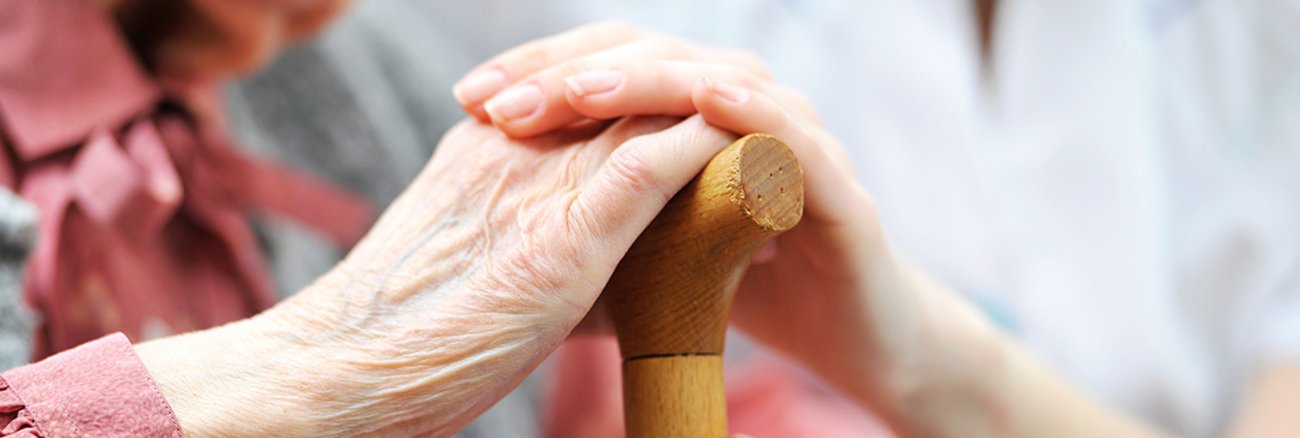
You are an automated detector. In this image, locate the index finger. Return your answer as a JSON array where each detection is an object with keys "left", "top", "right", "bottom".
[{"left": 453, "top": 21, "right": 645, "bottom": 120}]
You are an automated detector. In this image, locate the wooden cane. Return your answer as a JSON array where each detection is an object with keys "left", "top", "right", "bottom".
[{"left": 603, "top": 134, "right": 804, "bottom": 437}]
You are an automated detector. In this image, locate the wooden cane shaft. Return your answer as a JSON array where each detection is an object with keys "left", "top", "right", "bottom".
[
  {"left": 622, "top": 355, "right": 727, "bottom": 438},
  {"left": 605, "top": 133, "right": 804, "bottom": 437}
]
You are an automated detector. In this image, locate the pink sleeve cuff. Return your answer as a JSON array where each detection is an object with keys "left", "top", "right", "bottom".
[{"left": 0, "top": 333, "right": 184, "bottom": 437}]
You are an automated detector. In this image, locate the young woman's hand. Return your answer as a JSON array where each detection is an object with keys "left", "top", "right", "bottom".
[
  {"left": 458, "top": 23, "right": 1168, "bottom": 438},
  {"left": 452, "top": 22, "right": 967, "bottom": 422}
]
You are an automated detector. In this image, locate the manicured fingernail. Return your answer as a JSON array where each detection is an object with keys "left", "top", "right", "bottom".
[
  {"left": 704, "top": 77, "right": 750, "bottom": 104},
  {"left": 453, "top": 69, "right": 507, "bottom": 104},
  {"left": 565, "top": 70, "right": 625, "bottom": 97},
  {"left": 484, "top": 84, "right": 543, "bottom": 122}
]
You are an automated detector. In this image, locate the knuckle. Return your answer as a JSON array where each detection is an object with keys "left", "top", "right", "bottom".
[
  {"left": 568, "top": 191, "right": 626, "bottom": 242},
  {"left": 582, "top": 20, "right": 641, "bottom": 39},
  {"left": 682, "top": 115, "right": 734, "bottom": 145},
  {"left": 652, "top": 61, "right": 685, "bottom": 88},
  {"left": 776, "top": 87, "right": 823, "bottom": 124},
  {"left": 632, "top": 36, "right": 694, "bottom": 60},
  {"left": 719, "top": 65, "right": 765, "bottom": 89},
  {"left": 605, "top": 116, "right": 680, "bottom": 140},
  {"left": 657, "top": 36, "right": 692, "bottom": 54},
  {"left": 737, "top": 51, "right": 773, "bottom": 77},
  {"left": 787, "top": 89, "right": 817, "bottom": 110},
  {"left": 572, "top": 99, "right": 624, "bottom": 119},
  {"left": 445, "top": 118, "right": 480, "bottom": 138},
  {"left": 512, "top": 43, "right": 553, "bottom": 71},
  {"left": 564, "top": 192, "right": 599, "bottom": 235},
  {"left": 604, "top": 141, "right": 669, "bottom": 201},
  {"left": 555, "top": 60, "right": 596, "bottom": 80}
]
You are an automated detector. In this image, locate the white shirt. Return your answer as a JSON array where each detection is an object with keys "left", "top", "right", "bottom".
[{"left": 402, "top": 0, "right": 1300, "bottom": 435}]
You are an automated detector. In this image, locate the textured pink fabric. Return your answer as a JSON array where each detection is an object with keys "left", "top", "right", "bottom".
[
  {"left": 0, "top": 333, "right": 184, "bottom": 437},
  {"left": 0, "top": 0, "right": 373, "bottom": 360}
]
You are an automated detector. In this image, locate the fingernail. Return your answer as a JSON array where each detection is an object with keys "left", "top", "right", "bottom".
[
  {"left": 453, "top": 69, "right": 508, "bottom": 104},
  {"left": 484, "top": 84, "right": 543, "bottom": 122},
  {"left": 565, "top": 70, "right": 625, "bottom": 97},
  {"left": 704, "top": 77, "right": 750, "bottom": 104}
]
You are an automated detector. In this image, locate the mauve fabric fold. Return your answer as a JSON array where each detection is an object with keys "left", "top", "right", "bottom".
[{"left": 0, "top": 0, "right": 372, "bottom": 360}]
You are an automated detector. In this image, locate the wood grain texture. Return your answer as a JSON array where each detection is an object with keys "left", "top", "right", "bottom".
[
  {"left": 605, "top": 134, "right": 804, "bottom": 437},
  {"left": 623, "top": 356, "right": 727, "bottom": 438}
]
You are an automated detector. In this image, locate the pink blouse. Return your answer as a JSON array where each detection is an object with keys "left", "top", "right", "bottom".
[
  {"left": 0, "top": 0, "right": 370, "bottom": 359},
  {"left": 0, "top": 0, "right": 370, "bottom": 434},
  {"left": 0, "top": 334, "right": 183, "bottom": 437}
]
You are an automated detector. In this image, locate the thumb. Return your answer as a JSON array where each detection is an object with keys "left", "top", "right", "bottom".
[
  {"left": 563, "top": 115, "right": 734, "bottom": 306},
  {"left": 572, "top": 115, "right": 735, "bottom": 242}
]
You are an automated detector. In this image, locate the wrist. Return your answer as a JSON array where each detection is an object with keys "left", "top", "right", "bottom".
[
  {"left": 874, "top": 262, "right": 1013, "bottom": 437},
  {"left": 136, "top": 313, "right": 331, "bottom": 436},
  {"left": 791, "top": 240, "right": 1008, "bottom": 437},
  {"left": 877, "top": 283, "right": 1162, "bottom": 438},
  {"left": 257, "top": 263, "right": 570, "bottom": 436}
]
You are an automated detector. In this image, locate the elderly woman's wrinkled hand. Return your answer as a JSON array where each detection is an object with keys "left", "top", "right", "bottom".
[{"left": 137, "top": 115, "right": 734, "bottom": 436}]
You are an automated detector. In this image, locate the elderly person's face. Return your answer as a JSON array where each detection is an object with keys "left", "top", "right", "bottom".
[{"left": 107, "top": 0, "right": 351, "bottom": 81}]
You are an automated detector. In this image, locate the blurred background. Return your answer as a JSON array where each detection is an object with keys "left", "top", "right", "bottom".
[
  {"left": 2, "top": 0, "right": 1296, "bottom": 436},
  {"left": 222, "top": 2, "right": 1298, "bottom": 436}
]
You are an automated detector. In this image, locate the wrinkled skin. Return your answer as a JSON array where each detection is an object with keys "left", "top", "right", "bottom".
[
  {"left": 139, "top": 116, "right": 741, "bottom": 437},
  {"left": 454, "top": 22, "right": 932, "bottom": 424},
  {"left": 452, "top": 23, "right": 1008, "bottom": 434},
  {"left": 280, "top": 116, "right": 738, "bottom": 436}
]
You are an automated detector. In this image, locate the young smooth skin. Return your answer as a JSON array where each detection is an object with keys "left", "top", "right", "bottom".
[
  {"left": 454, "top": 22, "right": 1170, "bottom": 438},
  {"left": 136, "top": 116, "right": 742, "bottom": 437}
]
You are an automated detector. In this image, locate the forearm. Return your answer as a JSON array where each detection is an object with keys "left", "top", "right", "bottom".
[
  {"left": 134, "top": 268, "right": 568, "bottom": 437},
  {"left": 834, "top": 261, "right": 1166, "bottom": 437},
  {"left": 977, "top": 339, "right": 1166, "bottom": 438}
]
